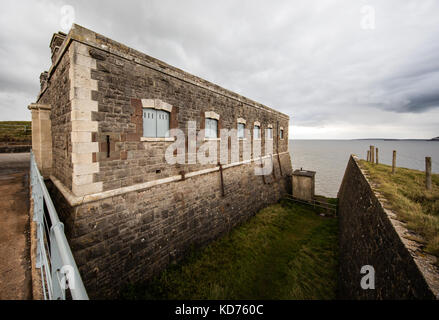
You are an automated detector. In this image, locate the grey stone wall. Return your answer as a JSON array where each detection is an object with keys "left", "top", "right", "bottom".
[
  {"left": 88, "top": 38, "right": 289, "bottom": 192},
  {"left": 40, "top": 24, "right": 293, "bottom": 299},
  {"left": 49, "top": 154, "right": 291, "bottom": 299},
  {"left": 338, "top": 155, "right": 437, "bottom": 299},
  {"left": 38, "top": 49, "right": 72, "bottom": 189}
]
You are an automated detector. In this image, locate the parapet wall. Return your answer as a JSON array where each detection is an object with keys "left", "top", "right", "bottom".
[{"left": 338, "top": 155, "right": 438, "bottom": 299}]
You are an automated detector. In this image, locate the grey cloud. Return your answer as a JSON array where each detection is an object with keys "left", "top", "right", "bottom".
[
  {"left": 404, "top": 92, "right": 439, "bottom": 112},
  {"left": 0, "top": 0, "right": 438, "bottom": 138}
]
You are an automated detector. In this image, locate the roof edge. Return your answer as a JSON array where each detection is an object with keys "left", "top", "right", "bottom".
[{"left": 42, "top": 24, "right": 290, "bottom": 120}]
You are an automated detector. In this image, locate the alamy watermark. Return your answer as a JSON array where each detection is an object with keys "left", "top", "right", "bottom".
[
  {"left": 361, "top": 5, "right": 376, "bottom": 30},
  {"left": 60, "top": 5, "right": 75, "bottom": 32},
  {"left": 163, "top": 122, "right": 275, "bottom": 176},
  {"left": 60, "top": 264, "right": 76, "bottom": 290},
  {"left": 360, "top": 265, "right": 375, "bottom": 290}
]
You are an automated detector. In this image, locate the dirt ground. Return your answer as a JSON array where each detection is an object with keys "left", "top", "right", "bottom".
[{"left": 0, "top": 153, "right": 32, "bottom": 300}]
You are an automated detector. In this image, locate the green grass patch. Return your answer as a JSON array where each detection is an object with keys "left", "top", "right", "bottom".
[
  {"left": 0, "top": 121, "right": 31, "bottom": 142},
  {"left": 359, "top": 160, "right": 439, "bottom": 259},
  {"left": 121, "top": 199, "right": 338, "bottom": 300}
]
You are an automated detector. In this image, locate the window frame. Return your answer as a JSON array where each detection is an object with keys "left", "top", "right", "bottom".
[
  {"left": 267, "top": 124, "right": 273, "bottom": 140},
  {"left": 204, "top": 111, "right": 221, "bottom": 141},
  {"left": 205, "top": 117, "right": 219, "bottom": 139},
  {"left": 253, "top": 121, "right": 261, "bottom": 140},
  {"left": 237, "top": 118, "right": 246, "bottom": 140},
  {"left": 238, "top": 123, "right": 245, "bottom": 139},
  {"left": 140, "top": 99, "right": 174, "bottom": 141}
]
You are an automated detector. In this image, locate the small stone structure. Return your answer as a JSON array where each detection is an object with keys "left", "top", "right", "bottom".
[
  {"left": 291, "top": 169, "right": 315, "bottom": 201},
  {"left": 338, "top": 155, "right": 439, "bottom": 299},
  {"left": 29, "top": 24, "right": 292, "bottom": 298}
]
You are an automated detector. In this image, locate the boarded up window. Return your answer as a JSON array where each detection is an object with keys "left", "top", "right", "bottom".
[
  {"left": 205, "top": 118, "right": 218, "bottom": 139},
  {"left": 267, "top": 127, "right": 273, "bottom": 139},
  {"left": 254, "top": 125, "right": 261, "bottom": 139},
  {"left": 238, "top": 123, "right": 245, "bottom": 139},
  {"left": 156, "top": 110, "right": 170, "bottom": 138},
  {"left": 143, "top": 109, "right": 170, "bottom": 137},
  {"left": 143, "top": 109, "right": 156, "bottom": 138}
]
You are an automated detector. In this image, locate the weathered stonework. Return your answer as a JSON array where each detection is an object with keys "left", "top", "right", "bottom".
[
  {"left": 37, "top": 48, "right": 71, "bottom": 186},
  {"left": 338, "top": 155, "right": 439, "bottom": 299},
  {"left": 33, "top": 24, "right": 292, "bottom": 298},
  {"left": 69, "top": 41, "right": 102, "bottom": 197},
  {"left": 28, "top": 103, "right": 52, "bottom": 177}
]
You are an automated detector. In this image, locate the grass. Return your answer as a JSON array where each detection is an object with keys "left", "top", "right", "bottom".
[
  {"left": 359, "top": 160, "right": 439, "bottom": 259},
  {"left": 120, "top": 199, "right": 338, "bottom": 300},
  {"left": 0, "top": 121, "right": 31, "bottom": 142}
]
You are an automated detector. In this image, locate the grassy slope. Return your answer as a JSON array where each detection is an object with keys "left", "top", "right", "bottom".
[
  {"left": 0, "top": 121, "right": 31, "bottom": 142},
  {"left": 359, "top": 160, "right": 439, "bottom": 258},
  {"left": 121, "top": 199, "right": 338, "bottom": 300}
]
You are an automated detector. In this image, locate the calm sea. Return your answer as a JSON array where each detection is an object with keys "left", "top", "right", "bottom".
[{"left": 289, "top": 140, "right": 439, "bottom": 198}]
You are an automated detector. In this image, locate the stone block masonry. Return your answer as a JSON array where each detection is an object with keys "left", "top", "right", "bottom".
[
  {"left": 48, "top": 154, "right": 291, "bottom": 298},
  {"left": 69, "top": 41, "right": 102, "bottom": 197},
  {"left": 338, "top": 155, "right": 438, "bottom": 299},
  {"left": 33, "top": 24, "right": 292, "bottom": 298},
  {"left": 36, "top": 44, "right": 72, "bottom": 187}
]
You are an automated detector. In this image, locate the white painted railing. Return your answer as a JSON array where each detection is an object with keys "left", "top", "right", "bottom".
[{"left": 30, "top": 151, "right": 88, "bottom": 300}]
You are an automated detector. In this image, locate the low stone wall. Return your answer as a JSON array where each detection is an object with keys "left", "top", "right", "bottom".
[
  {"left": 338, "top": 155, "right": 438, "bottom": 299},
  {"left": 48, "top": 154, "right": 291, "bottom": 299}
]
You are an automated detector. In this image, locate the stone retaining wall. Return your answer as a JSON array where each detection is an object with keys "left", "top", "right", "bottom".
[{"left": 338, "top": 155, "right": 438, "bottom": 299}]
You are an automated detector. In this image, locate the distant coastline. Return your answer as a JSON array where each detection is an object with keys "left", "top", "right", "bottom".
[
  {"left": 292, "top": 138, "right": 439, "bottom": 141},
  {"left": 354, "top": 137, "right": 439, "bottom": 141},
  {"left": 290, "top": 139, "right": 439, "bottom": 197}
]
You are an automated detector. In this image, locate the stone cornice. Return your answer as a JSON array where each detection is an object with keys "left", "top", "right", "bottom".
[{"left": 28, "top": 103, "right": 51, "bottom": 111}]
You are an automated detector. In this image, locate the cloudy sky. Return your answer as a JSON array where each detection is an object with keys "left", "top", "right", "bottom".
[{"left": 1, "top": 0, "right": 438, "bottom": 139}]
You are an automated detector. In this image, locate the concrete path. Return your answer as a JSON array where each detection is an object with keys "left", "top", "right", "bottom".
[{"left": 0, "top": 153, "right": 32, "bottom": 300}]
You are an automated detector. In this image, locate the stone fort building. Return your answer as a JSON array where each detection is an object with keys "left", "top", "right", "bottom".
[{"left": 29, "top": 24, "right": 292, "bottom": 298}]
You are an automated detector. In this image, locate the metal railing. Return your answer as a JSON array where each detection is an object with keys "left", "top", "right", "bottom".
[
  {"left": 285, "top": 194, "right": 338, "bottom": 216},
  {"left": 30, "top": 151, "right": 88, "bottom": 300}
]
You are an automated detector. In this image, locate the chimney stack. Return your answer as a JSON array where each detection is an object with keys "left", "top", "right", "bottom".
[
  {"left": 49, "top": 32, "right": 67, "bottom": 64},
  {"left": 39, "top": 71, "right": 48, "bottom": 92}
]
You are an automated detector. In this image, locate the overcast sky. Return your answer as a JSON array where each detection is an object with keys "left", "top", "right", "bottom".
[{"left": 1, "top": 0, "right": 438, "bottom": 139}]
